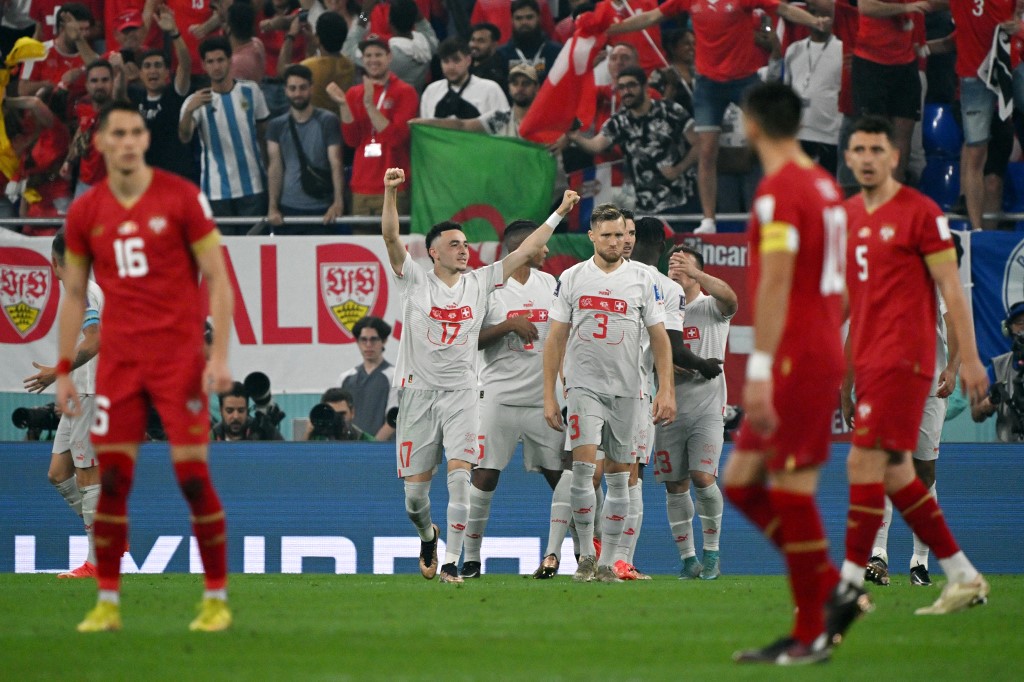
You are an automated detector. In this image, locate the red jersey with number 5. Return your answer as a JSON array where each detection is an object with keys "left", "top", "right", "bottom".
[
  {"left": 747, "top": 159, "right": 846, "bottom": 368},
  {"left": 845, "top": 185, "right": 955, "bottom": 378},
  {"left": 63, "top": 169, "right": 219, "bottom": 358}
]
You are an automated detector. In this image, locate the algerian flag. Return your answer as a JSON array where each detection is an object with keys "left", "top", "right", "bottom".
[{"left": 410, "top": 125, "right": 557, "bottom": 241}]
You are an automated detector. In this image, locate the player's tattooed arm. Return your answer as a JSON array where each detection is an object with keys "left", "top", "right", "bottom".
[{"left": 936, "top": 310, "right": 960, "bottom": 399}]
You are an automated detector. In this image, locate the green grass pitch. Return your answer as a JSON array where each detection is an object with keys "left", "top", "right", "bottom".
[{"left": 2, "top": 574, "right": 1021, "bottom": 681}]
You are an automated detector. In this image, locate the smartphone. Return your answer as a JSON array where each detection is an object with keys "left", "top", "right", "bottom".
[{"left": 298, "top": 9, "right": 309, "bottom": 22}]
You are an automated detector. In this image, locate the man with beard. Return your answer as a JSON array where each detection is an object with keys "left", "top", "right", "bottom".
[
  {"left": 469, "top": 23, "right": 508, "bottom": 91},
  {"left": 496, "top": 0, "right": 560, "bottom": 81},
  {"left": 211, "top": 383, "right": 252, "bottom": 441},
  {"left": 410, "top": 63, "right": 537, "bottom": 138},
  {"left": 62, "top": 60, "right": 115, "bottom": 198},
  {"left": 567, "top": 66, "right": 699, "bottom": 217},
  {"left": 266, "top": 64, "right": 344, "bottom": 234}
]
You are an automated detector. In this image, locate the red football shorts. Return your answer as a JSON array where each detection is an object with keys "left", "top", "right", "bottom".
[
  {"left": 851, "top": 366, "right": 931, "bottom": 452},
  {"left": 735, "top": 357, "right": 842, "bottom": 472},
  {"left": 92, "top": 346, "right": 210, "bottom": 446}
]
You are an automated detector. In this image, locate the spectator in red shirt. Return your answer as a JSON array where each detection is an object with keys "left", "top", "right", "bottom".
[
  {"left": 328, "top": 34, "right": 418, "bottom": 217},
  {"left": 32, "top": 0, "right": 104, "bottom": 43},
  {"left": 20, "top": 4, "right": 100, "bottom": 98},
  {"left": 61, "top": 60, "right": 115, "bottom": 198}
]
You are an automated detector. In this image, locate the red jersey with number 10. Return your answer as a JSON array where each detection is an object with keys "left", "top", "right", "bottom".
[
  {"left": 747, "top": 159, "right": 846, "bottom": 367},
  {"left": 63, "top": 170, "right": 219, "bottom": 359},
  {"left": 844, "top": 185, "right": 956, "bottom": 378}
]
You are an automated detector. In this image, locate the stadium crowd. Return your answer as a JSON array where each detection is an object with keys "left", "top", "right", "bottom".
[{"left": 1, "top": 1, "right": 1022, "bottom": 235}]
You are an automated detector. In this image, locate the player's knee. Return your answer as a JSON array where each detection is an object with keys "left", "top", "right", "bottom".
[
  {"left": 471, "top": 467, "right": 500, "bottom": 491},
  {"left": 665, "top": 479, "right": 690, "bottom": 494},
  {"left": 100, "top": 466, "right": 132, "bottom": 498},
  {"left": 177, "top": 477, "right": 205, "bottom": 502},
  {"left": 691, "top": 471, "right": 716, "bottom": 489}
]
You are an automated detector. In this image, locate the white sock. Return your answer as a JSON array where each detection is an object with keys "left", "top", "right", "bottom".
[
  {"left": 911, "top": 484, "right": 935, "bottom": 569},
  {"left": 546, "top": 471, "right": 572, "bottom": 559},
  {"left": 80, "top": 483, "right": 100, "bottom": 565},
  {"left": 570, "top": 462, "right": 597, "bottom": 557},
  {"left": 599, "top": 472, "right": 630, "bottom": 568},
  {"left": 937, "top": 550, "right": 979, "bottom": 584},
  {"left": 624, "top": 482, "right": 643, "bottom": 564},
  {"left": 695, "top": 482, "right": 724, "bottom": 552},
  {"left": 666, "top": 491, "right": 696, "bottom": 560},
  {"left": 204, "top": 589, "right": 227, "bottom": 601},
  {"left": 444, "top": 469, "right": 471, "bottom": 566},
  {"left": 694, "top": 218, "right": 717, "bottom": 234},
  {"left": 873, "top": 497, "right": 892, "bottom": 564},
  {"left": 98, "top": 590, "right": 119, "bottom": 605},
  {"left": 55, "top": 477, "right": 83, "bottom": 517},
  {"left": 593, "top": 483, "right": 605, "bottom": 541},
  {"left": 404, "top": 480, "right": 433, "bottom": 542},
  {"left": 841, "top": 559, "right": 866, "bottom": 588},
  {"left": 463, "top": 486, "right": 494, "bottom": 563}
]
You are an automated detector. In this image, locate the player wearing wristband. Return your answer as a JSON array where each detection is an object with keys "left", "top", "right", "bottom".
[
  {"left": 55, "top": 101, "right": 234, "bottom": 633},
  {"left": 723, "top": 82, "right": 846, "bottom": 665},
  {"left": 382, "top": 167, "right": 578, "bottom": 584}
]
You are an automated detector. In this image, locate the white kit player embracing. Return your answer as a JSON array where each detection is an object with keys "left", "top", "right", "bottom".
[
  {"left": 381, "top": 168, "right": 579, "bottom": 584},
  {"left": 543, "top": 203, "right": 677, "bottom": 584}
]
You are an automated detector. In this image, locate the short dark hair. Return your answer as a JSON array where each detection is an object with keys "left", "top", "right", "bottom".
[
  {"left": 138, "top": 48, "right": 167, "bottom": 67},
  {"left": 511, "top": 0, "right": 541, "bottom": 15},
  {"left": 52, "top": 228, "right": 67, "bottom": 263},
  {"left": 503, "top": 219, "right": 539, "bottom": 246},
  {"left": 634, "top": 217, "right": 665, "bottom": 245},
  {"left": 425, "top": 221, "right": 464, "bottom": 259},
  {"left": 282, "top": 63, "right": 313, "bottom": 84},
  {"left": 470, "top": 23, "right": 501, "bottom": 42},
  {"left": 849, "top": 114, "right": 895, "bottom": 145},
  {"left": 389, "top": 0, "right": 420, "bottom": 34},
  {"left": 590, "top": 203, "right": 623, "bottom": 229},
  {"left": 438, "top": 37, "right": 471, "bottom": 61},
  {"left": 620, "top": 209, "right": 635, "bottom": 222},
  {"left": 617, "top": 66, "right": 647, "bottom": 88},
  {"left": 742, "top": 81, "right": 802, "bottom": 139},
  {"left": 669, "top": 243, "right": 704, "bottom": 270},
  {"left": 321, "top": 387, "right": 354, "bottom": 406},
  {"left": 200, "top": 35, "right": 232, "bottom": 60},
  {"left": 86, "top": 59, "right": 113, "bottom": 79},
  {"left": 97, "top": 100, "right": 144, "bottom": 130},
  {"left": 227, "top": 1, "right": 256, "bottom": 41},
  {"left": 219, "top": 381, "right": 248, "bottom": 407},
  {"left": 661, "top": 27, "right": 694, "bottom": 54},
  {"left": 59, "top": 3, "right": 94, "bottom": 25},
  {"left": 316, "top": 11, "right": 348, "bottom": 53},
  {"left": 352, "top": 316, "right": 392, "bottom": 342}
]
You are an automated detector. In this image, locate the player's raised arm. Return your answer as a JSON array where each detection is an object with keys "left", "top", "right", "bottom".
[
  {"left": 648, "top": 322, "right": 677, "bottom": 425},
  {"left": 381, "top": 168, "right": 409, "bottom": 276},
  {"left": 543, "top": 319, "right": 570, "bottom": 431},
  {"left": 928, "top": 257, "right": 988, "bottom": 404},
  {"left": 501, "top": 190, "right": 579, "bottom": 282},
  {"left": 54, "top": 253, "right": 91, "bottom": 416},
  {"left": 606, "top": 7, "right": 665, "bottom": 37}
]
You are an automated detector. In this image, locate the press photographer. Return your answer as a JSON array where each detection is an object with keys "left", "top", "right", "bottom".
[
  {"left": 972, "top": 302, "right": 1024, "bottom": 442},
  {"left": 210, "top": 374, "right": 285, "bottom": 441},
  {"left": 10, "top": 403, "right": 60, "bottom": 441},
  {"left": 305, "top": 389, "right": 375, "bottom": 442}
]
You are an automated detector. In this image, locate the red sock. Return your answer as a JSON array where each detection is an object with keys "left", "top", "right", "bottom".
[
  {"left": 724, "top": 483, "right": 781, "bottom": 548},
  {"left": 770, "top": 489, "right": 835, "bottom": 646},
  {"left": 174, "top": 461, "right": 228, "bottom": 591},
  {"left": 94, "top": 452, "right": 135, "bottom": 592},
  {"left": 845, "top": 483, "right": 886, "bottom": 567},
  {"left": 890, "top": 478, "right": 959, "bottom": 559}
]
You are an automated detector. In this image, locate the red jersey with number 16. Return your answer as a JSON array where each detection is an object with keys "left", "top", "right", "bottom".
[
  {"left": 844, "top": 185, "right": 956, "bottom": 378},
  {"left": 747, "top": 158, "right": 846, "bottom": 367},
  {"left": 63, "top": 170, "right": 219, "bottom": 359}
]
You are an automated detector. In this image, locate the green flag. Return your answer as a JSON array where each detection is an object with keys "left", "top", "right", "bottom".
[{"left": 410, "top": 126, "right": 557, "bottom": 241}]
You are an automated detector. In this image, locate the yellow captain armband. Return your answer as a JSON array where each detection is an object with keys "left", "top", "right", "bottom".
[
  {"left": 190, "top": 230, "right": 221, "bottom": 256},
  {"left": 65, "top": 249, "right": 90, "bottom": 267},
  {"left": 924, "top": 247, "right": 957, "bottom": 267},
  {"left": 759, "top": 221, "right": 799, "bottom": 254}
]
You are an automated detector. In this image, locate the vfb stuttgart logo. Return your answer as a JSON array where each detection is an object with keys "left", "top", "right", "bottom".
[
  {"left": 0, "top": 247, "right": 57, "bottom": 343},
  {"left": 317, "top": 243, "right": 389, "bottom": 343}
]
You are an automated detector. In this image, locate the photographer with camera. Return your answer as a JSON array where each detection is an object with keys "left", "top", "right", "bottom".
[
  {"left": 22, "top": 229, "right": 103, "bottom": 579},
  {"left": 972, "top": 302, "right": 1024, "bottom": 442},
  {"left": 305, "top": 388, "right": 376, "bottom": 441},
  {"left": 210, "top": 374, "right": 285, "bottom": 441}
]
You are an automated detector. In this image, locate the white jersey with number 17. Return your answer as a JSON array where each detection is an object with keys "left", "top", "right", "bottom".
[
  {"left": 391, "top": 253, "right": 504, "bottom": 391},
  {"left": 551, "top": 258, "right": 665, "bottom": 398}
]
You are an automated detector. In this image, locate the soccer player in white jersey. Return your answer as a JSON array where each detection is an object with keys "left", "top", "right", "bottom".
[
  {"left": 461, "top": 220, "right": 572, "bottom": 580},
  {"left": 850, "top": 292, "right": 959, "bottom": 588},
  {"left": 543, "top": 203, "right": 677, "bottom": 583},
  {"left": 657, "top": 244, "right": 737, "bottom": 580},
  {"left": 382, "top": 168, "right": 579, "bottom": 583},
  {"left": 23, "top": 229, "right": 104, "bottom": 578}
]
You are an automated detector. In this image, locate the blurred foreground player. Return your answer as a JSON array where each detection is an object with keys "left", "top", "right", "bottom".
[
  {"left": 829, "top": 116, "right": 990, "bottom": 646},
  {"left": 55, "top": 101, "right": 235, "bottom": 632},
  {"left": 723, "top": 82, "right": 845, "bottom": 665}
]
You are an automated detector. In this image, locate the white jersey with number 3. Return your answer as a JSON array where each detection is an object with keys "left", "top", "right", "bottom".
[
  {"left": 551, "top": 258, "right": 665, "bottom": 398},
  {"left": 391, "top": 253, "right": 504, "bottom": 391}
]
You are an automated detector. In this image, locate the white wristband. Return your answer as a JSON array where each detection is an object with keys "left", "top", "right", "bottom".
[
  {"left": 746, "top": 350, "right": 773, "bottom": 381},
  {"left": 544, "top": 212, "right": 563, "bottom": 229}
]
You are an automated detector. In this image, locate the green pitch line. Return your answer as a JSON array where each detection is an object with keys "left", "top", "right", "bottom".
[{"left": 2, "top": 574, "right": 1021, "bottom": 681}]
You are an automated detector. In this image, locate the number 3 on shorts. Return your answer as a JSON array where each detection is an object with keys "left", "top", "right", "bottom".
[{"left": 568, "top": 414, "right": 580, "bottom": 440}]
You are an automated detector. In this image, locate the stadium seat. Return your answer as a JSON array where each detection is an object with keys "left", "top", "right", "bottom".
[
  {"left": 1003, "top": 162, "right": 1024, "bottom": 212},
  {"left": 919, "top": 158, "right": 960, "bottom": 211},
  {"left": 922, "top": 103, "right": 963, "bottom": 157}
]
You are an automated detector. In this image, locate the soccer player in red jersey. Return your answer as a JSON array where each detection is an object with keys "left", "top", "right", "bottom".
[
  {"left": 828, "top": 115, "right": 991, "bottom": 644},
  {"left": 54, "top": 101, "right": 235, "bottom": 633},
  {"left": 723, "top": 82, "right": 846, "bottom": 665}
]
